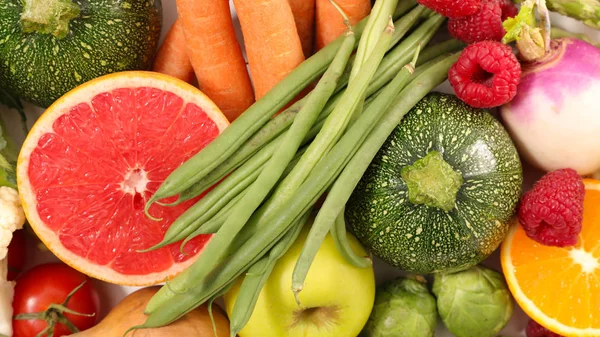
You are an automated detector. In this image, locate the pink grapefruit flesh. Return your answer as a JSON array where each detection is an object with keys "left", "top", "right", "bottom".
[{"left": 17, "top": 72, "right": 230, "bottom": 286}]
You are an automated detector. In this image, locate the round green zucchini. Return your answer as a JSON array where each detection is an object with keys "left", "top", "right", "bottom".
[
  {"left": 0, "top": 0, "right": 162, "bottom": 107},
  {"left": 346, "top": 93, "right": 522, "bottom": 274}
]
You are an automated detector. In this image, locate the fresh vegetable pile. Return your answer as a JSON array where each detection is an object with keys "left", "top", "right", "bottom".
[
  {"left": 135, "top": 3, "right": 459, "bottom": 334},
  {"left": 1, "top": 0, "right": 599, "bottom": 336}
]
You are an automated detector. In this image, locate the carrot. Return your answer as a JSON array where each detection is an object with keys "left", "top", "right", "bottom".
[
  {"left": 175, "top": 0, "right": 255, "bottom": 122},
  {"left": 315, "top": 0, "right": 372, "bottom": 50},
  {"left": 233, "top": 0, "right": 306, "bottom": 100},
  {"left": 288, "top": 0, "right": 316, "bottom": 57},
  {"left": 152, "top": 19, "right": 195, "bottom": 84}
]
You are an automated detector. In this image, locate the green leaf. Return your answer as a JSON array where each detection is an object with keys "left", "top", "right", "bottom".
[
  {"left": 0, "top": 97, "right": 20, "bottom": 189},
  {"left": 502, "top": 2, "right": 537, "bottom": 44}
]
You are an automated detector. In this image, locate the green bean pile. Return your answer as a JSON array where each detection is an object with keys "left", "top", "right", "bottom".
[{"left": 132, "top": 0, "right": 465, "bottom": 335}]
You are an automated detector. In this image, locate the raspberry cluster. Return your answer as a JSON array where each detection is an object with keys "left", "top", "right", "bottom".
[
  {"left": 448, "top": 41, "right": 521, "bottom": 108},
  {"left": 448, "top": 0, "right": 518, "bottom": 44},
  {"left": 518, "top": 169, "right": 585, "bottom": 247},
  {"left": 418, "top": 0, "right": 521, "bottom": 108}
]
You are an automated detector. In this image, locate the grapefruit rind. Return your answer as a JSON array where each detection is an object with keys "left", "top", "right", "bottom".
[
  {"left": 501, "top": 181, "right": 600, "bottom": 337},
  {"left": 17, "top": 71, "right": 229, "bottom": 286}
]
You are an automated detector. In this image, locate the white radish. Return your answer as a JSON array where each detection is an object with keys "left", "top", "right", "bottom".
[{"left": 501, "top": 38, "right": 600, "bottom": 175}]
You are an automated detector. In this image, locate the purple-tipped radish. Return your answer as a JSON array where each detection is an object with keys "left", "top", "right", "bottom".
[
  {"left": 500, "top": 0, "right": 600, "bottom": 175},
  {"left": 501, "top": 38, "right": 600, "bottom": 175}
]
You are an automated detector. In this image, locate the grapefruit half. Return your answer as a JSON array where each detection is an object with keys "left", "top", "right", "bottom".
[{"left": 17, "top": 71, "right": 229, "bottom": 286}]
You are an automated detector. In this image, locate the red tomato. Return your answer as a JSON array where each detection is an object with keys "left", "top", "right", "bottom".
[
  {"left": 12, "top": 263, "right": 101, "bottom": 337},
  {"left": 7, "top": 230, "right": 27, "bottom": 281}
]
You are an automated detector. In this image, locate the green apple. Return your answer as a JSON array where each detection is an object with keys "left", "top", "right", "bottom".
[{"left": 224, "top": 226, "right": 376, "bottom": 337}]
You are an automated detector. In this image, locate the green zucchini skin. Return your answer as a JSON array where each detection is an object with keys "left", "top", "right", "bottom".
[
  {"left": 0, "top": 0, "right": 162, "bottom": 107},
  {"left": 346, "top": 93, "right": 523, "bottom": 274}
]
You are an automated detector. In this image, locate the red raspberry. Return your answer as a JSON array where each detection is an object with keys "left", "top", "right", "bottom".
[
  {"left": 518, "top": 169, "right": 585, "bottom": 247},
  {"left": 497, "top": 0, "right": 519, "bottom": 20},
  {"left": 448, "top": 0, "right": 518, "bottom": 44},
  {"left": 526, "top": 320, "right": 564, "bottom": 337},
  {"left": 448, "top": 41, "right": 521, "bottom": 108},
  {"left": 417, "top": 0, "right": 480, "bottom": 18}
]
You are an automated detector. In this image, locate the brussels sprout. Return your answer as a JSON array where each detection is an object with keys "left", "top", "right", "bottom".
[
  {"left": 432, "top": 265, "right": 514, "bottom": 337},
  {"left": 362, "top": 276, "right": 437, "bottom": 337}
]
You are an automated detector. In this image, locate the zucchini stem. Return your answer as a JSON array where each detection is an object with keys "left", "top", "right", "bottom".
[{"left": 20, "top": 0, "right": 80, "bottom": 39}]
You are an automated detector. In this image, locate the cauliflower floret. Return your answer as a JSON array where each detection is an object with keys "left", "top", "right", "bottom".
[
  {"left": 0, "top": 186, "right": 25, "bottom": 337},
  {"left": 0, "top": 186, "right": 25, "bottom": 260}
]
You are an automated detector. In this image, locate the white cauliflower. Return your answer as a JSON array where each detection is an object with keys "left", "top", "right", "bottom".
[
  {"left": 1, "top": 88, "right": 27, "bottom": 337},
  {"left": 0, "top": 186, "right": 25, "bottom": 260},
  {"left": 0, "top": 186, "right": 25, "bottom": 337}
]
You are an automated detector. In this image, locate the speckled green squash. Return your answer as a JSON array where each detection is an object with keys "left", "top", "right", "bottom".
[
  {"left": 0, "top": 0, "right": 162, "bottom": 107},
  {"left": 346, "top": 93, "right": 522, "bottom": 274}
]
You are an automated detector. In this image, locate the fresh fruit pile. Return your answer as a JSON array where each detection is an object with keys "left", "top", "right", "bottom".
[{"left": 0, "top": 0, "right": 599, "bottom": 337}]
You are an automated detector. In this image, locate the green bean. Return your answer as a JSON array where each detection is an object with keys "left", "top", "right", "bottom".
[
  {"left": 254, "top": 21, "right": 395, "bottom": 231},
  {"left": 164, "top": 7, "right": 428, "bottom": 205},
  {"left": 351, "top": 0, "right": 400, "bottom": 81},
  {"left": 413, "top": 53, "right": 455, "bottom": 78},
  {"left": 330, "top": 208, "right": 372, "bottom": 268},
  {"left": 150, "top": 29, "right": 356, "bottom": 304},
  {"left": 144, "top": 136, "right": 281, "bottom": 250},
  {"left": 348, "top": 0, "right": 401, "bottom": 122},
  {"left": 417, "top": 39, "right": 464, "bottom": 66},
  {"left": 159, "top": 140, "right": 307, "bottom": 252},
  {"left": 291, "top": 46, "right": 421, "bottom": 300},
  {"left": 207, "top": 280, "right": 235, "bottom": 337},
  {"left": 142, "top": 164, "right": 264, "bottom": 252},
  {"left": 367, "top": 14, "right": 445, "bottom": 95},
  {"left": 180, "top": 191, "right": 245, "bottom": 247},
  {"left": 143, "top": 2, "right": 418, "bottom": 215},
  {"left": 170, "top": 107, "right": 301, "bottom": 205},
  {"left": 227, "top": 257, "right": 273, "bottom": 337},
  {"left": 340, "top": 7, "right": 435, "bottom": 97},
  {"left": 179, "top": 146, "right": 307, "bottom": 250},
  {"left": 140, "top": 211, "right": 312, "bottom": 329},
  {"left": 229, "top": 215, "right": 305, "bottom": 337}
]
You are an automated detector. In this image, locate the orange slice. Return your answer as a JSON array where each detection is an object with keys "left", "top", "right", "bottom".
[
  {"left": 501, "top": 178, "right": 600, "bottom": 337},
  {"left": 17, "top": 71, "right": 229, "bottom": 286}
]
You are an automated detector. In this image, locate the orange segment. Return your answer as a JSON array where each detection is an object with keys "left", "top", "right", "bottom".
[
  {"left": 502, "top": 179, "right": 600, "bottom": 337},
  {"left": 17, "top": 71, "right": 230, "bottom": 286}
]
